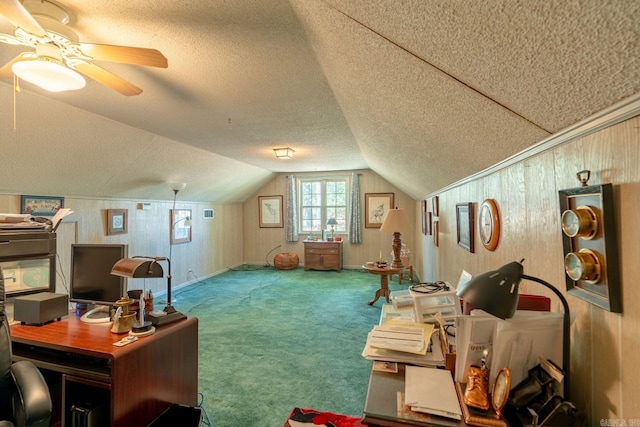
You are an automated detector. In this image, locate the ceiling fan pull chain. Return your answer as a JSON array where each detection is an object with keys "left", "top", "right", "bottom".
[{"left": 13, "top": 74, "right": 20, "bottom": 132}]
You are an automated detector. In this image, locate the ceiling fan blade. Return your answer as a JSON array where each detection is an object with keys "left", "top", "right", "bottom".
[
  {"left": 78, "top": 43, "right": 168, "bottom": 68},
  {"left": 0, "top": 0, "right": 46, "bottom": 37},
  {"left": 0, "top": 52, "right": 35, "bottom": 78},
  {"left": 0, "top": 31, "right": 26, "bottom": 46},
  {"left": 72, "top": 61, "right": 143, "bottom": 96}
]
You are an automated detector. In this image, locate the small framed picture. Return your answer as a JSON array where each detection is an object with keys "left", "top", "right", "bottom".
[
  {"left": 171, "top": 209, "right": 192, "bottom": 244},
  {"left": 365, "top": 193, "right": 394, "bottom": 228},
  {"left": 21, "top": 195, "right": 64, "bottom": 216},
  {"left": 107, "top": 209, "right": 128, "bottom": 235},
  {"left": 456, "top": 202, "right": 474, "bottom": 253},
  {"left": 421, "top": 200, "right": 428, "bottom": 235},
  {"left": 259, "top": 195, "right": 283, "bottom": 228},
  {"left": 433, "top": 219, "right": 439, "bottom": 247},
  {"left": 432, "top": 195, "right": 439, "bottom": 217}
]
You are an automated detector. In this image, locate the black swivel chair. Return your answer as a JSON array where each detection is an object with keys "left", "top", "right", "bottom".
[{"left": 0, "top": 267, "right": 52, "bottom": 427}]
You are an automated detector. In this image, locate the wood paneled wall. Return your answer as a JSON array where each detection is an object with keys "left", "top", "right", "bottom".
[
  {"left": 421, "top": 111, "right": 640, "bottom": 422},
  {"left": 0, "top": 196, "right": 243, "bottom": 302}
]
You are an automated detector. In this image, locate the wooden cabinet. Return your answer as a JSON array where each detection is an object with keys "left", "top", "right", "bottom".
[{"left": 304, "top": 241, "right": 343, "bottom": 271}]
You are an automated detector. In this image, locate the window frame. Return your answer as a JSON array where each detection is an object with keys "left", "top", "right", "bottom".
[{"left": 298, "top": 176, "right": 350, "bottom": 235}]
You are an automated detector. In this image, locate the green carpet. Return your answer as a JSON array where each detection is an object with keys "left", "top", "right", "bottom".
[{"left": 171, "top": 266, "right": 406, "bottom": 427}]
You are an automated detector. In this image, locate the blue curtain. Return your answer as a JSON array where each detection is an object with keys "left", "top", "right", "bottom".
[
  {"left": 285, "top": 175, "right": 299, "bottom": 242},
  {"left": 348, "top": 173, "right": 362, "bottom": 243}
]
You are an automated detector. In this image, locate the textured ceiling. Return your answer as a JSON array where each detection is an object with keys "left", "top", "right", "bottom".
[{"left": 0, "top": 0, "right": 638, "bottom": 203}]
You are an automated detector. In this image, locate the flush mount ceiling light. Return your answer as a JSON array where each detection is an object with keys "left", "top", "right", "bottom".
[
  {"left": 273, "top": 147, "right": 295, "bottom": 159},
  {"left": 12, "top": 44, "right": 85, "bottom": 92}
]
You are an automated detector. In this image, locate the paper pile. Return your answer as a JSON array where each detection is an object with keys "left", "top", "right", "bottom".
[
  {"left": 405, "top": 365, "right": 462, "bottom": 420},
  {"left": 362, "top": 319, "right": 446, "bottom": 367}
]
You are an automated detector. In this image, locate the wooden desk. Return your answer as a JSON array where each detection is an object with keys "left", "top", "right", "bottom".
[
  {"left": 362, "top": 265, "right": 403, "bottom": 305},
  {"left": 10, "top": 313, "right": 198, "bottom": 427}
]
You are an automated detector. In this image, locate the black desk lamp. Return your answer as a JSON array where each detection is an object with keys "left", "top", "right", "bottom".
[
  {"left": 111, "top": 256, "right": 186, "bottom": 326},
  {"left": 456, "top": 260, "right": 571, "bottom": 400}
]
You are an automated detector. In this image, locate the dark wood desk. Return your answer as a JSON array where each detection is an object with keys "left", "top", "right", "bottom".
[{"left": 11, "top": 313, "right": 198, "bottom": 427}]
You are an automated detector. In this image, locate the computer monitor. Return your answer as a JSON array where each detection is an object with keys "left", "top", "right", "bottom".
[{"left": 69, "top": 244, "right": 128, "bottom": 307}]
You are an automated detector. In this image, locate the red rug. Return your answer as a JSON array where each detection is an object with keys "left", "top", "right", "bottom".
[{"left": 284, "top": 408, "right": 368, "bottom": 427}]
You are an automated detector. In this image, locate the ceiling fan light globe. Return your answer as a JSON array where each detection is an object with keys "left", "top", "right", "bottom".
[{"left": 12, "top": 56, "right": 86, "bottom": 92}]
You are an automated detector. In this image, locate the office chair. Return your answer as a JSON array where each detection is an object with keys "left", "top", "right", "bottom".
[{"left": 0, "top": 268, "right": 52, "bottom": 427}]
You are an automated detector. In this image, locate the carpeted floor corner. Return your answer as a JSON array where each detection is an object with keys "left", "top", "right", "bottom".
[{"left": 172, "top": 266, "right": 406, "bottom": 427}]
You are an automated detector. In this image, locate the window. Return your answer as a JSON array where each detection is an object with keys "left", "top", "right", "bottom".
[{"left": 300, "top": 177, "right": 349, "bottom": 234}]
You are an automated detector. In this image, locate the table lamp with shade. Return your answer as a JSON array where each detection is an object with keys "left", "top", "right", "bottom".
[
  {"left": 111, "top": 256, "right": 186, "bottom": 327},
  {"left": 326, "top": 218, "right": 338, "bottom": 241},
  {"left": 455, "top": 259, "right": 571, "bottom": 400},
  {"left": 379, "top": 207, "right": 411, "bottom": 269}
]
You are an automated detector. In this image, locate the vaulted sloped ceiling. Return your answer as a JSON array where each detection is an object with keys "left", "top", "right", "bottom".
[{"left": 0, "top": 0, "right": 638, "bottom": 203}]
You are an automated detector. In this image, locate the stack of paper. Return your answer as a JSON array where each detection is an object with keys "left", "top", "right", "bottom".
[
  {"left": 0, "top": 213, "right": 46, "bottom": 230},
  {"left": 405, "top": 365, "right": 462, "bottom": 420},
  {"left": 362, "top": 319, "right": 446, "bottom": 367}
]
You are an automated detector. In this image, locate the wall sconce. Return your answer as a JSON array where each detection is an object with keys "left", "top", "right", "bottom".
[{"left": 273, "top": 147, "right": 295, "bottom": 159}]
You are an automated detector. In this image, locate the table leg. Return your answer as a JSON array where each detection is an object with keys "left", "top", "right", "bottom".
[{"left": 368, "top": 274, "right": 391, "bottom": 305}]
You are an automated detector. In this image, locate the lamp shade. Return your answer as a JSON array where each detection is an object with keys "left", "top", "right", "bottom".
[
  {"left": 456, "top": 261, "right": 523, "bottom": 319},
  {"left": 327, "top": 218, "right": 338, "bottom": 226},
  {"left": 170, "top": 182, "right": 187, "bottom": 192},
  {"left": 379, "top": 208, "right": 411, "bottom": 233},
  {"left": 111, "top": 258, "right": 164, "bottom": 279}
]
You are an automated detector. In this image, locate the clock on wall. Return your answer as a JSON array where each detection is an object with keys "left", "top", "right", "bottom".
[{"left": 479, "top": 199, "right": 500, "bottom": 251}]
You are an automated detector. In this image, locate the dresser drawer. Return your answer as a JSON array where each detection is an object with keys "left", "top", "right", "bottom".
[{"left": 306, "top": 247, "right": 340, "bottom": 255}]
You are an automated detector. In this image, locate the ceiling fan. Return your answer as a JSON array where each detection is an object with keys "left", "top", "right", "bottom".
[{"left": 0, "top": 0, "right": 167, "bottom": 95}]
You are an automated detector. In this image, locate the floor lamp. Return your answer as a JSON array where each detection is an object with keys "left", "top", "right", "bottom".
[{"left": 455, "top": 260, "right": 571, "bottom": 400}]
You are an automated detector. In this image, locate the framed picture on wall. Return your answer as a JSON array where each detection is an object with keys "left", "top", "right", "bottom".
[
  {"left": 421, "top": 200, "right": 428, "bottom": 235},
  {"left": 433, "top": 219, "right": 439, "bottom": 247},
  {"left": 259, "top": 195, "right": 284, "bottom": 228},
  {"left": 432, "top": 195, "right": 439, "bottom": 217},
  {"left": 20, "top": 195, "right": 64, "bottom": 216},
  {"left": 171, "top": 209, "right": 192, "bottom": 244},
  {"left": 456, "top": 202, "right": 474, "bottom": 253},
  {"left": 365, "top": 193, "right": 394, "bottom": 228},
  {"left": 107, "top": 209, "right": 128, "bottom": 235}
]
